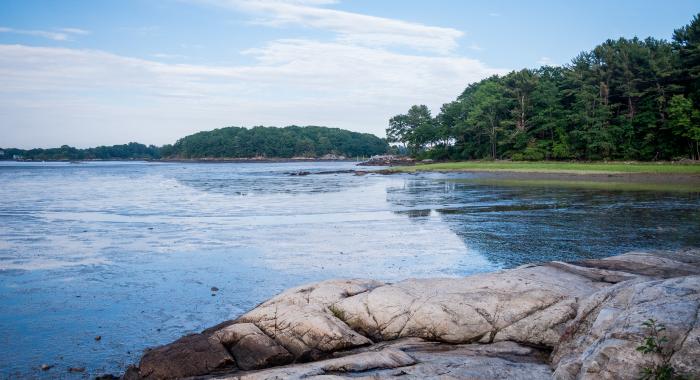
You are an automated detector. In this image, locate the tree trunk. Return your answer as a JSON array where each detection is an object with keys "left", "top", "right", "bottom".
[
  {"left": 491, "top": 124, "right": 497, "bottom": 160},
  {"left": 518, "top": 95, "right": 527, "bottom": 131},
  {"left": 628, "top": 96, "right": 635, "bottom": 118}
]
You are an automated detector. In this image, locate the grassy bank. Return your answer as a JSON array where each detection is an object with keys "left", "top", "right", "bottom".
[
  {"left": 391, "top": 161, "right": 700, "bottom": 175},
  {"left": 453, "top": 178, "right": 700, "bottom": 193}
]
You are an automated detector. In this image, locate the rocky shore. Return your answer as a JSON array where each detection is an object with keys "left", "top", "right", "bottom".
[
  {"left": 123, "top": 249, "right": 700, "bottom": 379},
  {"left": 357, "top": 155, "right": 415, "bottom": 166}
]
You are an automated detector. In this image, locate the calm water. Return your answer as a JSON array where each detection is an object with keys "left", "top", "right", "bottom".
[{"left": 1, "top": 161, "right": 698, "bottom": 378}]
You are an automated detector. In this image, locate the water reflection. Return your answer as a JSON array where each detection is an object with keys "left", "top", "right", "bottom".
[{"left": 387, "top": 176, "right": 700, "bottom": 267}]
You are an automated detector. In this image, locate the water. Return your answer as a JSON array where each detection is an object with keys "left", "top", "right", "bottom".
[{"left": 0, "top": 161, "right": 698, "bottom": 378}]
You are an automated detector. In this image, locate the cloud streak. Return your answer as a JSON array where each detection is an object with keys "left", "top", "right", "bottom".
[
  {"left": 0, "top": 26, "right": 89, "bottom": 41},
  {"left": 197, "top": 0, "right": 464, "bottom": 54}
]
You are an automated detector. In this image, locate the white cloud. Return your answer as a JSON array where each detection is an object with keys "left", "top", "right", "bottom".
[
  {"left": 1, "top": 1, "right": 506, "bottom": 148},
  {"left": 0, "top": 42, "right": 504, "bottom": 147},
  {"left": 0, "top": 26, "right": 89, "bottom": 41},
  {"left": 196, "top": 0, "right": 463, "bottom": 54}
]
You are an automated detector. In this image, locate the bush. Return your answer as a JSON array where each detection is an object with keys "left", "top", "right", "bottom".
[{"left": 636, "top": 319, "right": 685, "bottom": 380}]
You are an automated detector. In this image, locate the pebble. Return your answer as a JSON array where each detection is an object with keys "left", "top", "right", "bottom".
[
  {"left": 68, "top": 367, "right": 85, "bottom": 373},
  {"left": 211, "top": 286, "right": 219, "bottom": 292},
  {"left": 40, "top": 364, "right": 53, "bottom": 371},
  {"left": 95, "top": 335, "right": 101, "bottom": 341}
]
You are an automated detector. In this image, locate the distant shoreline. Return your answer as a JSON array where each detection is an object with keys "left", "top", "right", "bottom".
[
  {"left": 153, "top": 158, "right": 364, "bottom": 164},
  {"left": 1, "top": 158, "right": 365, "bottom": 164}
]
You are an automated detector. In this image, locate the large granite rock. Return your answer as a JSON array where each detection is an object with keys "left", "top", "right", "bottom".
[
  {"left": 331, "top": 264, "right": 607, "bottom": 347},
  {"left": 552, "top": 276, "right": 700, "bottom": 379},
  {"left": 124, "top": 249, "right": 700, "bottom": 379}
]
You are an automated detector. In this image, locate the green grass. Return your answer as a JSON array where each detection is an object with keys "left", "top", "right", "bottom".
[
  {"left": 392, "top": 161, "right": 700, "bottom": 174},
  {"left": 453, "top": 178, "right": 700, "bottom": 193}
]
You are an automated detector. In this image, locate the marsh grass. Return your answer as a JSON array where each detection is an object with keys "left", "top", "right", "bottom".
[
  {"left": 392, "top": 161, "right": 700, "bottom": 175},
  {"left": 452, "top": 178, "right": 700, "bottom": 193}
]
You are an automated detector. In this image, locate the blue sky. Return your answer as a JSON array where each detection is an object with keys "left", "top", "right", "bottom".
[{"left": 1, "top": 0, "right": 698, "bottom": 148}]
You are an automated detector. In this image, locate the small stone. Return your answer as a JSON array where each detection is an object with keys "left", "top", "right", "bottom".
[
  {"left": 95, "top": 335, "right": 101, "bottom": 341},
  {"left": 68, "top": 367, "right": 85, "bottom": 373},
  {"left": 40, "top": 364, "right": 53, "bottom": 371},
  {"left": 211, "top": 287, "right": 219, "bottom": 292}
]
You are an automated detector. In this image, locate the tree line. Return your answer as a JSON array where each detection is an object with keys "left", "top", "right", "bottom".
[
  {"left": 162, "top": 125, "right": 388, "bottom": 158},
  {"left": 1, "top": 143, "right": 162, "bottom": 161},
  {"left": 1, "top": 126, "right": 389, "bottom": 161},
  {"left": 387, "top": 14, "right": 700, "bottom": 161}
]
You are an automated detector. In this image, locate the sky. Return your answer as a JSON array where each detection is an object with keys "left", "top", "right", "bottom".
[{"left": 1, "top": 0, "right": 699, "bottom": 148}]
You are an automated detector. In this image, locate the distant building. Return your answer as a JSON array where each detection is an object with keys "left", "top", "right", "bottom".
[
  {"left": 12, "top": 154, "right": 22, "bottom": 160},
  {"left": 0, "top": 150, "right": 4, "bottom": 156}
]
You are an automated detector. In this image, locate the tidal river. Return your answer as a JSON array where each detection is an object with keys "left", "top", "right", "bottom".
[{"left": 1, "top": 161, "right": 698, "bottom": 378}]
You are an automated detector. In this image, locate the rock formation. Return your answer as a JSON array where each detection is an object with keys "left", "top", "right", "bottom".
[{"left": 124, "top": 249, "right": 700, "bottom": 379}]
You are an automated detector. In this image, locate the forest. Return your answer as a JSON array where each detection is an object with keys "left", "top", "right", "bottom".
[
  {"left": 387, "top": 14, "right": 700, "bottom": 161},
  {"left": 1, "top": 126, "right": 388, "bottom": 160},
  {"left": 161, "top": 125, "right": 388, "bottom": 159}
]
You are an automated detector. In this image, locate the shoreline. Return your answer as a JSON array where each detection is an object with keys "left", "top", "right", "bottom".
[
  {"left": 375, "top": 160, "right": 700, "bottom": 187},
  {"left": 122, "top": 249, "right": 700, "bottom": 379},
  {"left": 388, "top": 160, "right": 700, "bottom": 174},
  {"left": 0, "top": 158, "right": 364, "bottom": 164},
  {"left": 154, "top": 158, "right": 363, "bottom": 164},
  {"left": 383, "top": 169, "right": 700, "bottom": 185}
]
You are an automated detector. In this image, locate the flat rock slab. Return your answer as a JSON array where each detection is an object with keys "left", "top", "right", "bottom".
[
  {"left": 574, "top": 249, "right": 700, "bottom": 279},
  {"left": 218, "top": 340, "right": 551, "bottom": 380}
]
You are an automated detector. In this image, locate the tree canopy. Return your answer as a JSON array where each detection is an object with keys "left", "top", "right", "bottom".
[
  {"left": 2, "top": 126, "right": 389, "bottom": 161},
  {"left": 388, "top": 14, "right": 700, "bottom": 161},
  {"left": 163, "top": 125, "right": 388, "bottom": 159},
  {"left": 0, "top": 143, "right": 161, "bottom": 161}
]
